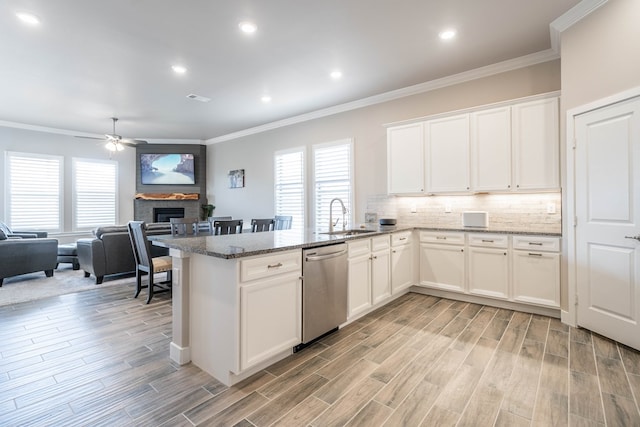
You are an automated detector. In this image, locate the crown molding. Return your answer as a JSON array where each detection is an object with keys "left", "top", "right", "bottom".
[
  {"left": 550, "top": 0, "right": 608, "bottom": 53},
  {"left": 0, "top": 120, "right": 105, "bottom": 138},
  {"left": 206, "top": 49, "right": 559, "bottom": 144}
]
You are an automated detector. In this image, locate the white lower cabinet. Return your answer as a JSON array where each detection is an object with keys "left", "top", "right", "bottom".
[
  {"left": 512, "top": 247, "right": 560, "bottom": 308},
  {"left": 239, "top": 252, "right": 302, "bottom": 372},
  {"left": 348, "top": 239, "right": 373, "bottom": 317},
  {"left": 417, "top": 231, "right": 560, "bottom": 310},
  {"left": 419, "top": 231, "right": 465, "bottom": 292},
  {"left": 468, "top": 234, "right": 509, "bottom": 299},
  {"left": 391, "top": 232, "right": 414, "bottom": 294},
  {"left": 348, "top": 236, "right": 391, "bottom": 318},
  {"left": 371, "top": 239, "right": 392, "bottom": 305}
]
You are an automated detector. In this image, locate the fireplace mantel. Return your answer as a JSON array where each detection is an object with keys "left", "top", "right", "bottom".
[{"left": 135, "top": 193, "right": 199, "bottom": 201}]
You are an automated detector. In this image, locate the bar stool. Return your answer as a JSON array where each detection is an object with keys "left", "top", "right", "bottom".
[{"left": 251, "top": 218, "right": 275, "bottom": 232}]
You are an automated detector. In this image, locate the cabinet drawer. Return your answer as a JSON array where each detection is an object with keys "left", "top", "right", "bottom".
[
  {"left": 371, "top": 235, "right": 390, "bottom": 252},
  {"left": 348, "top": 239, "right": 371, "bottom": 258},
  {"left": 240, "top": 250, "right": 302, "bottom": 282},
  {"left": 468, "top": 233, "right": 508, "bottom": 249},
  {"left": 419, "top": 231, "right": 465, "bottom": 245},
  {"left": 391, "top": 231, "right": 413, "bottom": 247},
  {"left": 512, "top": 235, "right": 560, "bottom": 252}
]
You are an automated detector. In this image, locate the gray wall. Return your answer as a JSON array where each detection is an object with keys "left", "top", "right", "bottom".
[{"left": 208, "top": 60, "right": 561, "bottom": 227}]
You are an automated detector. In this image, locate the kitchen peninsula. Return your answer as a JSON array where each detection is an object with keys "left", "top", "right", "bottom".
[{"left": 151, "top": 224, "right": 560, "bottom": 386}]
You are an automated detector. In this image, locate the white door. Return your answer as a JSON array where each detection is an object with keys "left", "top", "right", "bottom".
[
  {"left": 470, "top": 106, "right": 512, "bottom": 191},
  {"left": 387, "top": 123, "right": 424, "bottom": 194},
  {"left": 575, "top": 96, "right": 640, "bottom": 350}
]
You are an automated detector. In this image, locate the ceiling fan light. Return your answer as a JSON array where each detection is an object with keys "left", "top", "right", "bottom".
[
  {"left": 116, "top": 142, "right": 125, "bottom": 151},
  {"left": 105, "top": 141, "right": 117, "bottom": 151}
]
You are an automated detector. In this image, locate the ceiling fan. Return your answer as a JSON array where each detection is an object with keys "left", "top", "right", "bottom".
[{"left": 78, "top": 117, "right": 147, "bottom": 151}]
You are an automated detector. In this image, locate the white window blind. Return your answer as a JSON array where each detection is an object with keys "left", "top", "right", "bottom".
[
  {"left": 274, "top": 149, "right": 305, "bottom": 231},
  {"left": 313, "top": 140, "right": 353, "bottom": 231},
  {"left": 5, "top": 152, "right": 63, "bottom": 232},
  {"left": 73, "top": 158, "right": 118, "bottom": 230}
]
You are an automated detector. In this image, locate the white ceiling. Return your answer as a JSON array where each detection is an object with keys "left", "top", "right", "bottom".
[{"left": 0, "top": 0, "right": 581, "bottom": 141}]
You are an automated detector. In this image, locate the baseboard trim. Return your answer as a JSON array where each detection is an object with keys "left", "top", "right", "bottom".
[{"left": 170, "top": 342, "right": 191, "bottom": 365}]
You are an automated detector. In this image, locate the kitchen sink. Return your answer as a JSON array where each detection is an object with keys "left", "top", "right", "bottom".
[{"left": 321, "top": 229, "right": 376, "bottom": 236}]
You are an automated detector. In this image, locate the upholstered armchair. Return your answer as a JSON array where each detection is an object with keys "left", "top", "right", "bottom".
[
  {"left": 0, "top": 231, "right": 58, "bottom": 286},
  {"left": 0, "top": 221, "right": 48, "bottom": 239}
]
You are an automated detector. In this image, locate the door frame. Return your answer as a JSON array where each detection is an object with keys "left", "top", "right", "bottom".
[{"left": 565, "top": 85, "right": 640, "bottom": 327}]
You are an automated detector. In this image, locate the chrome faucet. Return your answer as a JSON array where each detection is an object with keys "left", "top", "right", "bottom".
[{"left": 329, "top": 198, "right": 347, "bottom": 233}]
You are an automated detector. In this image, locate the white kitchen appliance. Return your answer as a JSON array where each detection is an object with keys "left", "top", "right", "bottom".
[{"left": 462, "top": 211, "right": 489, "bottom": 228}]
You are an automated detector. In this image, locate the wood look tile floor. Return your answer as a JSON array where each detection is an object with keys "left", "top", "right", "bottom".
[{"left": 2, "top": 286, "right": 640, "bottom": 426}]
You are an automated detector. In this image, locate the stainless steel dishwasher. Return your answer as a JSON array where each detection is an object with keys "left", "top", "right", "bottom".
[{"left": 298, "top": 243, "right": 348, "bottom": 350}]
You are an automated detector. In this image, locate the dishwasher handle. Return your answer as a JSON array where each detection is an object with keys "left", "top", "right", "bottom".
[{"left": 305, "top": 249, "right": 348, "bottom": 262}]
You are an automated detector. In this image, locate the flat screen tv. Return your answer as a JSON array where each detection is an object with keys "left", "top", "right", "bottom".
[{"left": 140, "top": 153, "right": 195, "bottom": 185}]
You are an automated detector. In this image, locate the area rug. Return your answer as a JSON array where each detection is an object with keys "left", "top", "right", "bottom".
[{"left": 0, "top": 266, "right": 139, "bottom": 306}]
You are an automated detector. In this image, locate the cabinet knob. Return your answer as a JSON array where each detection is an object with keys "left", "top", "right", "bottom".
[{"left": 625, "top": 235, "right": 640, "bottom": 241}]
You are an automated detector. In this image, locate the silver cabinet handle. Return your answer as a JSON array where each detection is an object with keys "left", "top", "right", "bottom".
[
  {"left": 267, "top": 262, "right": 283, "bottom": 269},
  {"left": 528, "top": 253, "right": 543, "bottom": 257},
  {"left": 481, "top": 239, "right": 494, "bottom": 243},
  {"left": 399, "top": 237, "right": 407, "bottom": 241},
  {"left": 625, "top": 235, "right": 640, "bottom": 241},
  {"left": 436, "top": 236, "right": 447, "bottom": 240},
  {"left": 528, "top": 242, "right": 543, "bottom": 246}
]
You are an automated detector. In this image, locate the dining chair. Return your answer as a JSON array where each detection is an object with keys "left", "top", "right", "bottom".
[
  {"left": 170, "top": 217, "right": 199, "bottom": 236},
  {"left": 213, "top": 219, "right": 243, "bottom": 235},
  {"left": 127, "top": 221, "right": 172, "bottom": 304},
  {"left": 251, "top": 218, "right": 275, "bottom": 232},
  {"left": 274, "top": 215, "right": 293, "bottom": 230}
]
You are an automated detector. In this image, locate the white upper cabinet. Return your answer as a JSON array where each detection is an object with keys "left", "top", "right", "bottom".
[
  {"left": 425, "top": 114, "right": 470, "bottom": 193},
  {"left": 386, "top": 94, "right": 559, "bottom": 195},
  {"left": 512, "top": 98, "right": 559, "bottom": 190},
  {"left": 387, "top": 123, "right": 424, "bottom": 194},
  {"left": 470, "top": 106, "right": 512, "bottom": 191}
]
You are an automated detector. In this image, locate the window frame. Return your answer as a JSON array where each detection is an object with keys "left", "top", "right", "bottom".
[
  {"left": 311, "top": 138, "right": 354, "bottom": 231},
  {"left": 72, "top": 157, "right": 119, "bottom": 231},
  {"left": 4, "top": 151, "right": 64, "bottom": 233},
  {"left": 273, "top": 146, "right": 306, "bottom": 231}
]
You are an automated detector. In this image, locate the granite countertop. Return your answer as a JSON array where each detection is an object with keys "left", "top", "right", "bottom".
[{"left": 149, "top": 224, "right": 561, "bottom": 259}]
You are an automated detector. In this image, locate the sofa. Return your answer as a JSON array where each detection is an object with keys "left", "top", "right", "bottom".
[
  {"left": 77, "top": 223, "right": 171, "bottom": 284},
  {"left": 0, "top": 234, "right": 59, "bottom": 286},
  {"left": 0, "top": 221, "right": 48, "bottom": 239}
]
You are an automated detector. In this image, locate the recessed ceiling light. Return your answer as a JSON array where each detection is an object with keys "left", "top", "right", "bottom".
[
  {"left": 261, "top": 95, "right": 272, "bottom": 104},
  {"left": 439, "top": 29, "right": 457, "bottom": 40},
  {"left": 330, "top": 70, "right": 343, "bottom": 80},
  {"left": 239, "top": 21, "right": 257, "bottom": 34},
  {"left": 172, "top": 65, "right": 187, "bottom": 74},
  {"left": 16, "top": 12, "right": 40, "bottom": 25}
]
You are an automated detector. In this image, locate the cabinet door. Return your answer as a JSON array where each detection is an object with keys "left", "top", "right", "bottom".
[
  {"left": 371, "top": 248, "right": 391, "bottom": 305},
  {"left": 512, "top": 251, "right": 560, "bottom": 307},
  {"left": 468, "top": 247, "right": 509, "bottom": 299},
  {"left": 512, "top": 98, "right": 559, "bottom": 190},
  {"left": 348, "top": 253, "right": 372, "bottom": 317},
  {"left": 426, "top": 114, "right": 470, "bottom": 193},
  {"left": 240, "top": 273, "right": 301, "bottom": 370},
  {"left": 419, "top": 243, "right": 466, "bottom": 292},
  {"left": 470, "top": 107, "right": 512, "bottom": 191},
  {"left": 387, "top": 123, "right": 424, "bottom": 194},
  {"left": 391, "top": 244, "right": 413, "bottom": 294}
]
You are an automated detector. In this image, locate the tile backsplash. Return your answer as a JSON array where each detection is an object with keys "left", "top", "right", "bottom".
[{"left": 365, "top": 192, "right": 561, "bottom": 234}]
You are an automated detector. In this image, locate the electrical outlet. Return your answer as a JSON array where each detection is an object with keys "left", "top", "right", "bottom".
[
  {"left": 547, "top": 203, "right": 556, "bottom": 214},
  {"left": 410, "top": 204, "right": 417, "bottom": 213},
  {"left": 444, "top": 204, "right": 452, "bottom": 213}
]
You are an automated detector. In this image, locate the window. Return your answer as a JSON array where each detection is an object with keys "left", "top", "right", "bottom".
[
  {"left": 73, "top": 158, "right": 118, "bottom": 230},
  {"left": 5, "top": 151, "right": 63, "bottom": 232},
  {"left": 274, "top": 148, "right": 305, "bottom": 231},
  {"left": 313, "top": 139, "right": 353, "bottom": 231}
]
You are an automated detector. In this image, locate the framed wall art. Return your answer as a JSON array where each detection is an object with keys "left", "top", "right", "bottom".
[{"left": 228, "top": 169, "right": 245, "bottom": 188}]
